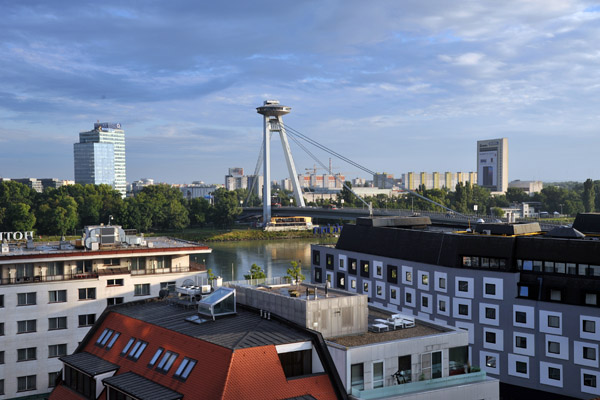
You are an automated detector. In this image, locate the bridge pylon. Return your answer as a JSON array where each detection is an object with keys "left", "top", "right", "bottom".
[{"left": 256, "top": 100, "right": 305, "bottom": 225}]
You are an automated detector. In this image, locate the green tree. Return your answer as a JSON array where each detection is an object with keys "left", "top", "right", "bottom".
[
  {"left": 583, "top": 178, "right": 595, "bottom": 212},
  {"left": 338, "top": 181, "right": 355, "bottom": 207},
  {"left": 211, "top": 188, "right": 242, "bottom": 226},
  {"left": 286, "top": 260, "right": 305, "bottom": 288},
  {"left": 36, "top": 194, "right": 78, "bottom": 235},
  {"left": 491, "top": 207, "right": 505, "bottom": 218},
  {"left": 244, "top": 263, "right": 266, "bottom": 280},
  {"left": 506, "top": 188, "right": 529, "bottom": 204},
  {"left": 6, "top": 203, "right": 36, "bottom": 232},
  {"left": 187, "top": 197, "right": 211, "bottom": 227}
]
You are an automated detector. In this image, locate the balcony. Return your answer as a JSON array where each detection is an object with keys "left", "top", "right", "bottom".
[{"left": 351, "top": 371, "right": 496, "bottom": 399}]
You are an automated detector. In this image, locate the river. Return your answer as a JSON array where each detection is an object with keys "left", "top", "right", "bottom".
[{"left": 190, "top": 237, "right": 337, "bottom": 281}]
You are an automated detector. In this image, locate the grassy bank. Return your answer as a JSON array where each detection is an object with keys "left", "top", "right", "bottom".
[{"left": 147, "top": 227, "right": 324, "bottom": 242}]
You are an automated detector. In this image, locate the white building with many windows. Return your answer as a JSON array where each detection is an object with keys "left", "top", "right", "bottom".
[{"left": 0, "top": 225, "right": 211, "bottom": 398}]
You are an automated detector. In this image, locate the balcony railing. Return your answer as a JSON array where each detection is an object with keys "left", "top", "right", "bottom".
[
  {"left": 351, "top": 371, "right": 488, "bottom": 399},
  {"left": 0, "top": 265, "right": 204, "bottom": 285}
]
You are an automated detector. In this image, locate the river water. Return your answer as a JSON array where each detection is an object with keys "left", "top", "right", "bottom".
[{"left": 190, "top": 237, "right": 337, "bottom": 281}]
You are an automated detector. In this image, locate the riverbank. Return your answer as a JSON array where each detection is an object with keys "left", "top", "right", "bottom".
[{"left": 148, "top": 227, "right": 335, "bottom": 242}]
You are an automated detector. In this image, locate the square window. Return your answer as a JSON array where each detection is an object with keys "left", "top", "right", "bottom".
[
  {"left": 439, "top": 277, "right": 446, "bottom": 289},
  {"left": 485, "top": 331, "right": 496, "bottom": 344},
  {"left": 485, "top": 307, "right": 496, "bottom": 320},
  {"left": 548, "top": 315, "right": 560, "bottom": 328},
  {"left": 583, "top": 320, "right": 596, "bottom": 333},
  {"left": 550, "top": 289, "right": 561, "bottom": 301},
  {"left": 134, "top": 284, "right": 150, "bottom": 296},
  {"left": 458, "top": 304, "right": 468, "bottom": 315},
  {"left": 485, "top": 355, "right": 496, "bottom": 368},
  {"left": 174, "top": 357, "right": 197, "bottom": 381},
  {"left": 78, "top": 288, "right": 96, "bottom": 300},
  {"left": 17, "top": 375, "right": 36, "bottom": 392},
  {"left": 548, "top": 341, "right": 560, "bottom": 354},
  {"left": 586, "top": 293, "right": 597, "bottom": 305},
  {"left": 516, "top": 361, "right": 527, "bottom": 374},
  {"left": 519, "top": 286, "right": 529, "bottom": 297},
  {"left": 548, "top": 367, "right": 561, "bottom": 381},
  {"left": 583, "top": 347, "right": 596, "bottom": 360},
  {"left": 515, "top": 311, "right": 527, "bottom": 324},
  {"left": 485, "top": 283, "right": 496, "bottom": 295},
  {"left": 584, "top": 373, "right": 597, "bottom": 388},
  {"left": 458, "top": 280, "right": 469, "bottom": 292},
  {"left": 516, "top": 336, "right": 527, "bottom": 348}
]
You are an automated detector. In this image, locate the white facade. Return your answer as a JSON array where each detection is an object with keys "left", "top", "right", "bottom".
[
  {"left": 0, "top": 232, "right": 210, "bottom": 399},
  {"left": 477, "top": 138, "right": 508, "bottom": 194}
]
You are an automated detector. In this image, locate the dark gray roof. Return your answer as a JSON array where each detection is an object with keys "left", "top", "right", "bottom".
[
  {"left": 59, "top": 352, "right": 119, "bottom": 376},
  {"left": 103, "top": 372, "right": 182, "bottom": 400},
  {"left": 573, "top": 213, "right": 600, "bottom": 234},
  {"left": 283, "top": 396, "right": 318, "bottom": 400},
  {"left": 114, "top": 301, "right": 312, "bottom": 350},
  {"left": 546, "top": 226, "right": 585, "bottom": 238}
]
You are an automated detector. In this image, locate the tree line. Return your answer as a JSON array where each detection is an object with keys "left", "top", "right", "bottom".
[
  {"left": 332, "top": 179, "right": 600, "bottom": 217},
  {"left": 0, "top": 181, "right": 256, "bottom": 236}
]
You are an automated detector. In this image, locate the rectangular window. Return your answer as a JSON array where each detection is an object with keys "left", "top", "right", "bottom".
[
  {"left": 0, "top": 294, "right": 3, "bottom": 307},
  {"left": 47, "top": 261, "right": 64, "bottom": 276},
  {"left": 485, "top": 307, "right": 496, "bottom": 319},
  {"left": 148, "top": 348, "right": 164, "bottom": 367},
  {"left": 515, "top": 311, "right": 527, "bottom": 323},
  {"left": 278, "top": 349, "right": 313, "bottom": 379},
  {"left": 78, "top": 314, "right": 95, "bottom": 327},
  {"left": 17, "top": 347, "right": 36, "bottom": 361},
  {"left": 339, "top": 258, "right": 344, "bottom": 269},
  {"left": 0, "top": 322, "right": 3, "bottom": 336},
  {"left": 174, "top": 357, "right": 197, "bottom": 380},
  {"left": 0, "top": 378, "right": 3, "bottom": 395},
  {"left": 48, "top": 290, "right": 67, "bottom": 303},
  {"left": 0, "top": 350, "right": 4, "bottom": 364},
  {"left": 376, "top": 285, "right": 382, "bottom": 296},
  {"left": 421, "top": 274, "right": 429, "bottom": 285},
  {"left": 17, "top": 320, "right": 36, "bottom": 333},
  {"left": 97, "top": 329, "right": 114, "bottom": 346},
  {"left": 516, "top": 361, "right": 527, "bottom": 374},
  {"left": 548, "top": 315, "right": 560, "bottom": 328},
  {"left": 439, "top": 300, "right": 446, "bottom": 312},
  {"left": 107, "top": 297, "right": 124, "bottom": 306},
  {"left": 373, "top": 361, "right": 384, "bottom": 388},
  {"left": 458, "top": 280, "right": 469, "bottom": 292},
  {"left": 48, "top": 371, "right": 61, "bottom": 388},
  {"left": 585, "top": 293, "right": 598, "bottom": 306},
  {"left": 134, "top": 284, "right": 150, "bottom": 296},
  {"left": 422, "top": 296, "right": 428, "bottom": 307},
  {"left": 485, "top": 283, "right": 496, "bottom": 295},
  {"left": 17, "top": 375, "right": 36, "bottom": 392},
  {"left": 351, "top": 363, "right": 364, "bottom": 391},
  {"left": 17, "top": 292, "right": 36, "bottom": 306},
  {"left": 485, "top": 355, "right": 496, "bottom": 368},
  {"left": 160, "top": 281, "right": 176, "bottom": 293},
  {"left": 360, "top": 260, "right": 370, "bottom": 277},
  {"left": 516, "top": 336, "right": 527, "bottom": 348},
  {"left": 107, "top": 332, "right": 120, "bottom": 349},
  {"left": 388, "top": 265, "right": 398, "bottom": 284},
  {"left": 48, "top": 344, "right": 67, "bottom": 358},
  {"left": 78, "top": 288, "right": 96, "bottom": 300},
  {"left": 405, "top": 271, "right": 412, "bottom": 282},
  {"left": 363, "top": 282, "right": 369, "bottom": 293},
  {"left": 127, "top": 340, "right": 148, "bottom": 360},
  {"left": 548, "top": 341, "right": 560, "bottom": 354},
  {"left": 104, "top": 258, "right": 120, "bottom": 266},
  {"left": 349, "top": 258, "right": 357, "bottom": 275},
  {"left": 48, "top": 317, "right": 67, "bottom": 330},
  {"left": 583, "top": 320, "right": 596, "bottom": 333},
  {"left": 351, "top": 279, "right": 356, "bottom": 289},
  {"left": 312, "top": 250, "right": 320, "bottom": 265},
  {"left": 584, "top": 373, "right": 597, "bottom": 388},
  {"left": 458, "top": 304, "right": 468, "bottom": 315},
  {"left": 156, "top": 350, "right": 178, "bottom": 373},
  {"left": 107, "top": 279, "right": 124, "bottom": 286},
  {"left": 121, "top": 338, "right": 136, "bottom": 356},
  {"left": 405, "top": 292, "right": 412, "bottom": 304},
  {"left": 391, "top": 288, "right": 397, "bottom": 299},
  {"left": 548, "top": 367, "right": 560, "bottom": 381},
  {"left": 325, "top": 254, "right": 334, "bottom": 270},
  {"left": 485, "top": 331, "right": 496, "bottom": 344},
  {"left": 439, "top": 277, "right": 446, "bottom": 289},
  {"left": 584, "top": 347, "right": 597, "bottom": 360}
]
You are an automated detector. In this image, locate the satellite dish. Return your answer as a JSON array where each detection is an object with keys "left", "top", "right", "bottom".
[
  {"left": 182, "top": 279, "right": 194, "bottom": 287},
  {"left": 158, "top": 289, "right": 169, "bottom": 299}
]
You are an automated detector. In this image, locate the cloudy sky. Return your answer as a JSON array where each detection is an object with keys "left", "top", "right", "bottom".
[{"left": 1, "top": 0, "right": 599, "bottom": 185}]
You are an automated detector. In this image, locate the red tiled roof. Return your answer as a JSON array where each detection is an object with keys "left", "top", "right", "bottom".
[
  {"left": 222, "top": 346, "right": 338, "bottom": 400},
  {"left": 54, "top": 310, "right": 340, "bottom": 400}
]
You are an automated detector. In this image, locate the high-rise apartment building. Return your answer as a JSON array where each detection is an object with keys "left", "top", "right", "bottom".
[
  {"left": 74, "top": 123, "right": 126, "bottom": 197},
  {"left": 477, "top": 138, "right": 508, "bottom": 193}
]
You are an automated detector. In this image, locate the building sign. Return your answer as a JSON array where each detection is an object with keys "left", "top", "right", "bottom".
[
  {"left": 94, "top": 122, "right": 122, "bottom": 131},
  {"left": 0, "top": 231, "right": 34, "bottom": 241}
]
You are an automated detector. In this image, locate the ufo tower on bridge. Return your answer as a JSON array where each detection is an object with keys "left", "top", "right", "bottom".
[{"left": 257, "top": 100, "right": 306, "bottom": 224}]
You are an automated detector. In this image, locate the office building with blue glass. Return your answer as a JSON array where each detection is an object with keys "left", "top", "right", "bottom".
[{"left": 73, "top": 123, "right": 126, "bottom": 197}]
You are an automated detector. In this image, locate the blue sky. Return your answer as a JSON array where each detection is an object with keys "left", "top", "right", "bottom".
[{"left": 1, "top": 0, "right": 599, "bottom": 184}]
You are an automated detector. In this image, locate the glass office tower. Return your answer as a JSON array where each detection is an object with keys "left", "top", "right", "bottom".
[{"left": 74, "top": 123, "right": 126, "bottom": 197}]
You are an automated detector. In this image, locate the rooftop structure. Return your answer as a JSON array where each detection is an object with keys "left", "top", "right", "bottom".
[
  {"left": 312, "top": 215, "right": 600, "bottom": 399},
  {"left": 0, "top": 225, "right": 211, "bottom": 399}
]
